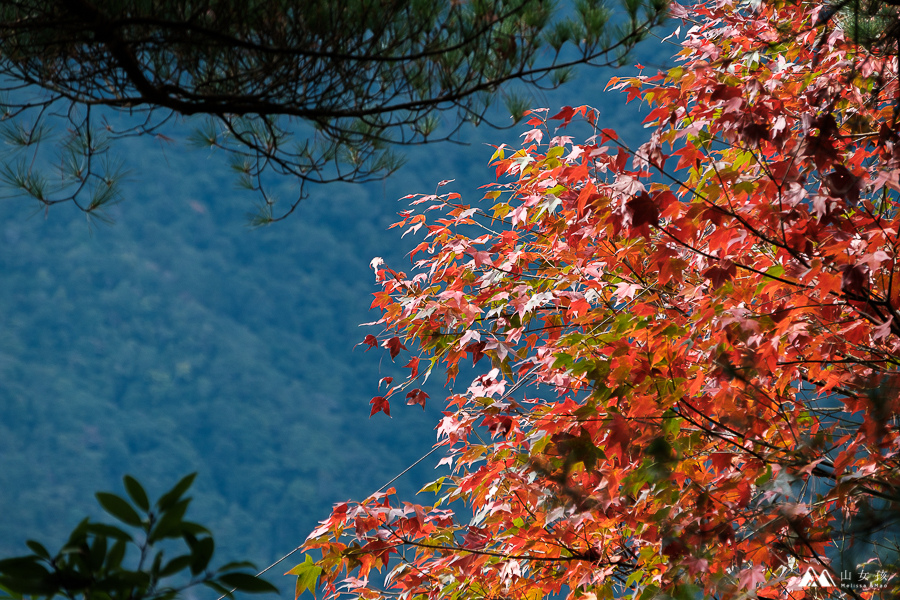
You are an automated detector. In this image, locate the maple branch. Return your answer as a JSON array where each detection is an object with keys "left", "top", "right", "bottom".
[
  {"left": 655, "top": 224, "right": 809, "bottom": 288},
  {"left": 675, "top": 398, "right": 776, "bottom": 462},
  {"left": 391, "top": 536, "right": 636, "bottom": 569},
  {"left": 701, "top": 139, "right": 812, "bottom": 270},
  {"left": 680, "top": 392, "right": 900, "bottom": 506}
]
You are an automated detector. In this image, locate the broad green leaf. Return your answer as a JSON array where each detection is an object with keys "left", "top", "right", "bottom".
[
  {"left": 84, "top": 523, "right": 133, "bottom": 541},
  {"left": 218, "top": 561, "right": 257, "bottom": 572},
  {"left": 149, "top": 498, "right": 191, "bottom": 542},
  {"left": 90, "top": 534, "right": 107, "bottom": 568},
  {"left": 150, "top": 551, "right": 164, "bottom": 578},
  {"left": 160, "top": 554, "right": 193, "bottom": 577},
  {"left": 24, "top": 541, "right": 50, "bottom": 561},
  {"left": 755, "top": 464, "right": 773, "bottom": 486},
  {"left": 180, "top": 521, "right": 211, "bottom": 536},
  {"left": 0, "top": 575, "right": 56, "bottom": 597},
  {"left": 203, "top": 580, "right": 232, "bottom": 598},
  {"left": 0, "top": 558, "right": 51, "bottom": 581},
  {"left": 107, "top": 539, "right": 127, "bottom": 571},
  {"left": 96, "top": 492, "right": 142, "bottom": 527},
  {"left": 418, "top": 476, "right": 446, "bottom": 495},
  {"left": 217, "top": 572, "right": 278, "bottom": 594},
  {"left": 123, "top": 475, "right": 150, "bottom": 512},
  {"left": 190, "top": 537, "right": 215, "bottom": 575},
  {"left": 157, "top": 473, "right": 196, "bottom": 511},
  {"left": 287, "top": 555, "right": 322, "bottom": 598}
]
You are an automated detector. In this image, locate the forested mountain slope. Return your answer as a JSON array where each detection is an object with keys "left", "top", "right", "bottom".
[{"left": 0, "top": 147, "right": 445, "bottom": 572}]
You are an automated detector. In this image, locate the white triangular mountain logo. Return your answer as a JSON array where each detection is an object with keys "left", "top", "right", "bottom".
[{"left": 798, "top": 567, "right": 837, "bottom": 588}]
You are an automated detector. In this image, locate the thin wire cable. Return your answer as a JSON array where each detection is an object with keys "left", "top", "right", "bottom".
[
  {"left": 215, "top": 444, "right": 443, "bottom": 600},
  {"left": 219, "top": 361, "right": 542, "bottom": 599}
]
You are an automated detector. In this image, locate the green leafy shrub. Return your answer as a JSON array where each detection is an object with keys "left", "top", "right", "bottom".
[{"left": 0, "top": 474, "right": 277, "bottom": 600}]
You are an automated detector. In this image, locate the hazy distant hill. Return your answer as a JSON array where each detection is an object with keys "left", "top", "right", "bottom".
[{"left": 0, "top": 147, "right": 447, "bottom": 575}]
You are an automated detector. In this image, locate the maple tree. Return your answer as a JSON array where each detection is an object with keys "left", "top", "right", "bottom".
[{"left": 293, "top": 0, "right": 900, "bottom": 598}]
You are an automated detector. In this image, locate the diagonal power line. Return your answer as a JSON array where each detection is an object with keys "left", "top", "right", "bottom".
[{"left": 215, "top": 444, "right": 443, "bottom": 600}]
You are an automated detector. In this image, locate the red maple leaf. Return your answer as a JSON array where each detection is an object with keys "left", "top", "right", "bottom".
[
  {"left": 369, "top": 396, "right": 390, "bottom": 417},
  {"left": 405, "top": 388, "right": 429, "bottom": 409},
  {"left": 383, "top": 336, "right": 407, "bottom": 360}
]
